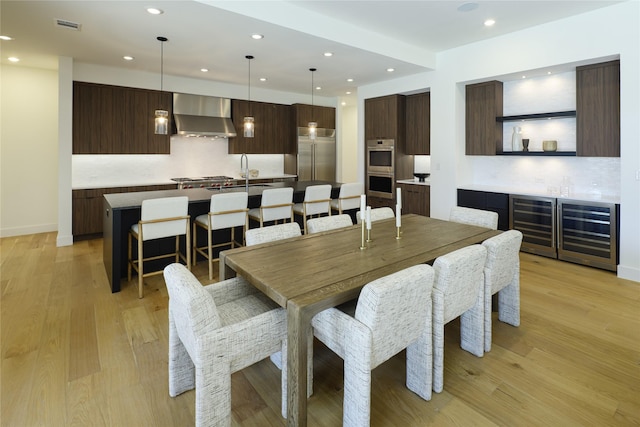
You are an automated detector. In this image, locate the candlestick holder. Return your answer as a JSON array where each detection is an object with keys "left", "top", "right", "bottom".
[
  {"left": 366, "top": 228, "right": 371, "bottom": 243},
  {"left": 360, "top": 220, "right": 366, "bottom": 250},
  {"left": 396, "top": 226, "right": 401, "bottom": 240}
]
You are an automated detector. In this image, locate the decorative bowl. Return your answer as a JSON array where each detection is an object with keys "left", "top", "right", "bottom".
[{"left": 542, "top": 140, "right": 558, "bottom": 152}]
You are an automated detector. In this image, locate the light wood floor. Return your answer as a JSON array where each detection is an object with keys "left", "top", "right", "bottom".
[{"left": 1, "top": 232, "right": 639, "bottom": 426}]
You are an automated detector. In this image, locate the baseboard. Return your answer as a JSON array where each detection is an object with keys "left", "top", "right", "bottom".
[
  {"left": 57, "top": 233, "right": 73, "bottom": 247},
  {"left": 617, "top": 264, "right": 640, "bottom": 284},
  {"left": 0, "top": 223, "right": 57, "bottom": 238}
]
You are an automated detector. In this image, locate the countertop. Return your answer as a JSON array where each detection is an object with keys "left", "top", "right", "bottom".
[
  {"left": 397, "top": 178, "right": 431, "bottom": 186},
  {"left": 458, "top": 183, "right": 620, "bottom": 204},
  {"left": 73, "top": 174, "right": 297, "bottom": 190}
]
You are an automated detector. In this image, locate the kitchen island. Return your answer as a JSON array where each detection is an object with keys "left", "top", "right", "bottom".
[{"left": 103, "top": 181, "right": 342, "bottom": 293}]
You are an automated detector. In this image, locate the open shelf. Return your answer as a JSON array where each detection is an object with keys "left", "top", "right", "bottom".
[
  {"left": 498, "top": 151, "right": 576, "bottom": 156},
  {"left": 497, "top": 110, "right": 576, "bottom": 122}
]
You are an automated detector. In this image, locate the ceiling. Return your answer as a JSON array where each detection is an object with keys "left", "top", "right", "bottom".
[{"left": 0, "top": 1, "right": 622, "bottom": 99}]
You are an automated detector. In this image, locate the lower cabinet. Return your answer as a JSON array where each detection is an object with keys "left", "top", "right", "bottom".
[
  {"left": 457, "top": 189, "right": 509, "bottom": 230},
  {"left": 397, "top": 183, "right": 430, "bottom": 216},
  {"left": 73, "top": 184, "right": 176, "bottom": 239}
]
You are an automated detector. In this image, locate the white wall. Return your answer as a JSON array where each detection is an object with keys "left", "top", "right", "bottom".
[
  {"left": 358, "top": 1, "right": 639, "bottom": 282},
  {"left": 0, "top": 65, "right": 59, "bottom": 237},
  {"left": 337, "top": 99, "right": 358, "bottom": 183}
]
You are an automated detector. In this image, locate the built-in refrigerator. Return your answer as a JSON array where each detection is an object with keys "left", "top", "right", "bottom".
[{"left": 297, "top": 127, "right": 336, "bottom": 181}]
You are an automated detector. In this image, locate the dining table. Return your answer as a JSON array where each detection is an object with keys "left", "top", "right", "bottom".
[{"left": 219, "top": 214, "right": 500, "bottom": 426}]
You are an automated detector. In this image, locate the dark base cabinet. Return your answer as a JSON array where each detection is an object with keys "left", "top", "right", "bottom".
[
  {"left": 509, "top": 195, "right": 557, "bottom": 258},
  {"left": 457, "top": 189, "right": 509, "bottom": 230},
  {"left": 397, "top": 183, "right": 430, "bottom": 216}
]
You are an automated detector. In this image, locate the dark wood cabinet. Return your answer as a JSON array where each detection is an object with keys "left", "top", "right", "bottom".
[
  {"left": 367, "top": 195, "right": 395, "bottom": 209},
  {"left": 293, "top": 104, "right": 335, "bottom": 129},
  {"left": 229, "top": 99, "right": 294, "bottom": 154},
  {"left": 73, "top": 81, "right": 171, "bottom": 154},
  {"left": 576, "top": 60, "right": 620, "bottom": 157},
  {"left": 365, "top": 95, "right": 406, "bottom": 141},
  {"left": 457, "top": 189, "right": 509, "bottom": 231},
  {"left": 405, "top": 92, "right": 430, "bottom": 155},
  {"left": 465, "top": 81, "right": 503, "bottom": 155},
  {"left": 73, "top": 184, "right": 176, "bottom": 239},
  {"left": 397, "top": 183, "right": 430, "bottom": 216}
]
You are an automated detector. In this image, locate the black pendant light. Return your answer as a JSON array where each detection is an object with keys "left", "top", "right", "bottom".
[
  {"left": 244, "top": 55, "right": 255, "bottom": 138},
  {"left": 308, "top": 67, "right": 317, "bottom": 140},
  {"left": 154, "top": 36, "right": 169, "bottom": 135}
]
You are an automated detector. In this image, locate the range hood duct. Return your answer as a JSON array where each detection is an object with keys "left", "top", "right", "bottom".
[{"left": 172, "top": 93, "right": 237, "bottom": 138}]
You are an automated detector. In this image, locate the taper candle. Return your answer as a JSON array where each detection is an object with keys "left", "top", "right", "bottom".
[
  {"left": 397, "top": 187, "right": 402, "bottom": 206},
  {"left": 366, "top": 206, "right": 372, "bottom": 230},
  {"left": 360, "top": 194, "right": 366, "bottom": 222},
  {"left": 396, "top": 204, "right": 401, "bottom": 227}
]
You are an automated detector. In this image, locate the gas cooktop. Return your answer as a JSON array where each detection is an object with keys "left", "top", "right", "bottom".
[{"left": 171, "top": 176, "right": 233, "bottom": 182}]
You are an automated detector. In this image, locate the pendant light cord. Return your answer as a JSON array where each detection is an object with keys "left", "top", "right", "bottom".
[{"left": 157, "top": 36, "right": 168, "bottom": 93}]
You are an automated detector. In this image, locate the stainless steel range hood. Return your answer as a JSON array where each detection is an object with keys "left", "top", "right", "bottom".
[{"left": 172, "top": 93, "right": 237, "bottom": 138}]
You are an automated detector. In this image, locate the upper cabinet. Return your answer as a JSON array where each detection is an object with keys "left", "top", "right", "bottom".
[
  {"left": 292, "top": 104, "right": 336, "bottom": 129},
  {"left": 465, "top": 81, "right": 503, "bottom": 155},
  {"left": 229, "top": 99, "right": 294, "bottom": 154},
  {"left": 405, "top": 92, "right": 431, "bottom": 155},
  {"left": 576, "top": 60, "right": 620, "bottom": 157},
  {"left": 73, "top": 81, "right": 171, "bottom": 154},
  {"left": 365, "top": 94, "right": 406, "bottom": 142}
]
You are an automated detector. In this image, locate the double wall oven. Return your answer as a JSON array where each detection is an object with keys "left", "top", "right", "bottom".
[{"left": 366, "top": 139, "right": 395, "bottom": 199}]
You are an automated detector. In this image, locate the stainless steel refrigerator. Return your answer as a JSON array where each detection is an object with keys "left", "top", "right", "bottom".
[{"left": 297, "top": 127, "right": 336, "bottom": 181}]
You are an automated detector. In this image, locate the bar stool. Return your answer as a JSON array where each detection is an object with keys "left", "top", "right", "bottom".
[
  {"left": 330, "top": 182, "right": 363, "bottom": 214},
  {"left": 293, "top": 184, "right": 332, "bottom": 234},
  {"left": 128, "top": 196, "right": 190, "bottom": 299},
  {"left": 248, "top": 187, "right": 294, "bottom": 227},
  {"left": 193, "top": 192, "right": 248, "bottom": 281}
]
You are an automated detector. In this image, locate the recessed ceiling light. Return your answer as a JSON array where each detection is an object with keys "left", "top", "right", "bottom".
[
  {"left": 386, "top": 68, "right": 395, "bottom": 73},
  {"left": 251, "top": 34, "right": 264, "bottom": 40},
  {"left": 457, "top": 2, "right": 478, "bottom": 12},
  {"left": 347, "top": 78, "right": 353, "bottom": 82},
  {"left": 484, "top": 19, "right": 496, "bottom": 27},
  {"left": 123, "top": 56, "right": 134, "bottom": 61},
  {"left": 146, "top": 7, "right": 163, "bottom": 15},
  {"left": 259, "top": 77, "right": 267, "bottom": 82},
  {"left": 341, "top": 101, "right": 347, "bottom": 106},
  {"left": 345, "top": 91, "right": 352, "bottom": 95},
  {"left": 201, "top": 68, "right": 209, "bottom": 72},
  {"left": 8, "top": 57, "right": 20, "bottom": 62},
  {"left": 547, "top": 71, "right": 552, "bottom": 75},
  {"left": 522, "top": 75, "right": 526, "bottom": 79},
  {"left": 0, "top": 35, "right": 13, "bottom": 41},
  {"left": 315, "top": 86, "right": 321, "bottom": 91},
  {"left": 323, "top": 52, "right": 333, "bottom": 57}
]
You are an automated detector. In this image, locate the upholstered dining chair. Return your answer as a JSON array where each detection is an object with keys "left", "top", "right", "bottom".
[
  {"left": 449, "top": 206, "right": 499, "bottom": 230},
  {"left": 355, "top": 206, "right": 395, "bottom": 224},
  {"left": 293, "top": 184, "right": 333, "bottom": 234},
  {"left": 432, "top": 244, "right": 487, "bottom": 393},
  {"left": 330, "top": 182, "right": 363, "bottom": 214},
  {"left": 306, "top": 214, "right": 353, "bottom": 234},
  {"left": 128, "top": 196, "right": 190, "bottom": 299},
  {"left": 248, "top": 187, "right": 294, "bottom": 227},
  {"left": 164, "top": 263, "right": 288, "bottom": 426},
  {"left": 311, "top": 264, "right": 435, "bottom": 426},
  {"left": 482, "top": 229, "right": 523, "bottom": 352},
  {"left": 192, "top": 192, "right": 248, "bottom": 281},
  {"left": 245, "top": 222, "right": 302, "bottom": 246}
]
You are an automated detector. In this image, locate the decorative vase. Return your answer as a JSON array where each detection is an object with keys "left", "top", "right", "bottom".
[{"left": 512, "top": 126, "right": 522, "bottom": 152}]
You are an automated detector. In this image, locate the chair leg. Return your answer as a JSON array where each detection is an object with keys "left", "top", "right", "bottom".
[
  {"left": 192, "top": 222, "right": 197, "bottom": 268},
  {"left": 168, "top": 306, "right": 195, "bottom": 397},
  {"left": 207, "top": 225, "right": 213, "bottom": 281},
  {"left": 460, "top": 284, "right": 484, "bottom": 358},
  {"left": 138, "top": 236, "right": 144, "bottom": 299},
  {"left": 186, "top": 226, "right": 191, "bottom": 271},
  {"left": 406, "top": 307, "right": 432, "bottom": 400},
  {"left": 432, "top": 316, "right": 445, "bottom": 393},
  {"left": 343, "top": 341, "right": 372, "bottom": 427},
  {"left": 128, "top": 232, "right": 133, "bottom": 281},
  {"left": 175, "top": 236, "right": 180, "bottom": 263},
  {"left": 484, "top": 288, "right": 494, "bottom": 352},
  {"left": 195, "top": 361, "right": 231, "bottom": 427},
  {"left": 498, "top": 280, "right": 520, "bottom": 326}
]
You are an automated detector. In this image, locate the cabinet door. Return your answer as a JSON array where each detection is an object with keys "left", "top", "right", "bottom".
[
  {"left": 405, "top": 92, "right": 430, "bottom": 155},
  {"left": 230, "top": 100, "right": 293, "bottom": 154},
  {"left": 576, "top": 60, "right": 620, "bottom": 157},
  {"left": 398, "top": 183, "right": 430, "bottom": 216},
  {"left": 293, "top": 104, "right": 336, "bottom": 129},
  {"left": 465, "top": 81, "right": 503, "bottom": 155},
  {"left": 365, "top": 95, "right": 402, "bottom": 140}
]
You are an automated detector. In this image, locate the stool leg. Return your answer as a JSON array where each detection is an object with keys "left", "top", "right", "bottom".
[
  {"left": 207, "top": 224, "right": 213, "bottom": 281},
  {"left": 128, "top": 232, "right": 132, "bottom": 281},
  {"left": 138, "top": 236, "right": 144, "bottom": 299},
  {"left": 186, "top": 225, "right": 191, "bottom": 271}
]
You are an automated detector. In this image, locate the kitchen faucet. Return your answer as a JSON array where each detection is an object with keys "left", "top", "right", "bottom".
[{"left": 240, "top": 153, "right": 249, "bottom": 192}]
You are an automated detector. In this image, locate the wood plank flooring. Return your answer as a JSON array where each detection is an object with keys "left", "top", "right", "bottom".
[{"left": 1, "top": 232, "right": 639, "bottom": 426}]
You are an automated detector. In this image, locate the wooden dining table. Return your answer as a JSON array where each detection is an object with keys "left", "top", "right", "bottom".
[{"left": 219, "top": 214, "right": 500, "bottom": 426}]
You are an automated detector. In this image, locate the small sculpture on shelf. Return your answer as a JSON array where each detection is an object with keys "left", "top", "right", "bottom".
[
  {"left": 522, "top": 139, "right": 530, "bottom": 152},
  {"left": 511, "top": 126, "right": 522, "bottom": 152}
]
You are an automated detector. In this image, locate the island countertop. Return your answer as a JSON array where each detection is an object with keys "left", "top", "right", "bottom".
[{"left": 103, "top": 180, "right": 343, "bottom": 293}]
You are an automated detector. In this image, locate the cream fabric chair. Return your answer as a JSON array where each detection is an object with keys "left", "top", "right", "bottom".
[
  {"left": 449, "top": 206, "right": 499, "bottom": 230},
  {"left": 248, "top": 187, "right": 294, "bottom": 227},
  {"left": 193, "top": 192, "right": 248, "bottom": 281},
  {"left": 164, "top": 263, "right": 288, "bottom": 426},
  {"left": 128, "top": 196, "right": 190, "bottom": 299},
  {"left": 432, "top": 244, "right": 487, "bottom": 393},
  {"left": 482, "top": 230, "right": 523, "bottom": 352},
  {"left": 330, "top": 182, "right": 363, "bottom": 214},
  {"left": 311, "top": 264, "right": 435, "bottom": 426},
  {"left": 293, "top": 184, "right": 332, "bottom": 234},
  {"left": 245, "top": 222, "right": 302, "bottom": 246},
  {"left": 355, "top": 206, "right": 395, "bottom": 224},
  {"left": 306, "top": 214, "right": 353, "bottom": 234}
]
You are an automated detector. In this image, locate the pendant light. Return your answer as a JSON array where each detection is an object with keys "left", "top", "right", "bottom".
[
  {"left": 154, "top": 36, "right": 169, "bottom": 135},
  {"left": 308, "top": 67, "right": 317, "bottom": 140},
  {"left": 244, "top": 55, "right": 255, "bottom": 138}
]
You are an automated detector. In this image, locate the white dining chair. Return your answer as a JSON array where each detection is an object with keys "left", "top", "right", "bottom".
[
  {"left": 293, "top": 184, "right": 333, "bottom": 234},
  {"left": 245, "top": 222, "right": 302, "bottom": 246},
  {"left": 449, "top": 206, "right": 499, "bottom": 230},
  {"left": 355, "top": 206, "right": 395, "bottom": 224},
  {"left": 306, "top": 214, "right": 353, "bottom": 234},
  {"left": 312, "top": 264, "right": 435, "bottom": 426},
  {"left": 330, "top": 182, "right": 363, "bottom": 214},
  {"left": 192, "top": 192, "right": 248, "bottom": 280},
  {"left": 128, "top": 196, "right": 190, "bottom": 299},
  {"left": 482, "top": 229, "right": 523, "bottom": 352},
  {"left": 248, "top": 187, "right": 294, "bottom": 227},
  {"left": 432, "top": 244, "right": 487, "bottom": 393}
]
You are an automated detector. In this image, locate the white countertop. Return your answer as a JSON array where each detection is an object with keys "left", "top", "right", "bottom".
[
  {"left": 458, "top": 183, "right": 620, "bottom": 204},
  {"left": 397, "top": 178, "right": 431, "bottom": 186},
  {"left": 72, "top": 174, "right": 297, "bottom": 190}
]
